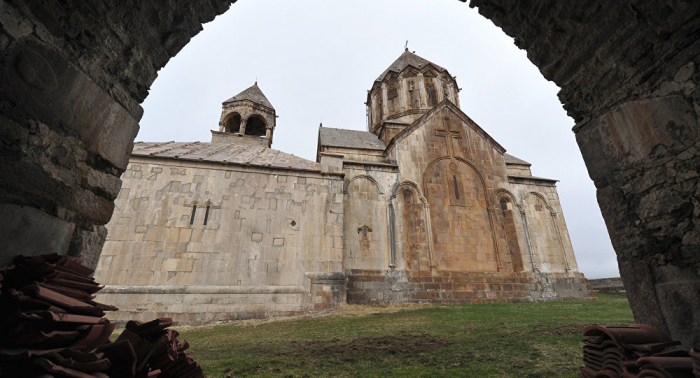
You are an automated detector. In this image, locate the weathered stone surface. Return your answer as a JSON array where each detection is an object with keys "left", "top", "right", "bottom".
[
  {"left": 588, "top": 277, "right": 626, "bottom": 295},
  {"left": 0, "top": 204, "right": 75, "bottom": 267},
  {"left": 1, "top": 0, "right": 698, "bottom": 348},
  {"left": 98, "top": 54, "right": 590, "bottom": 321},
  {"left": 0, "top": 0, "right": 233, "bottom": 266},
  {"left": 466, "top": 0, "right": 700, "bottom": 347}
]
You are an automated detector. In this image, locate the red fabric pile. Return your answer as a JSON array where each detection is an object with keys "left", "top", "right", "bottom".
[
  {"left": 579, "top": 324, "right": 693, "bottom": 378},
  {"left": 0, "top": 254, "right": 206, "bottom": 378}
]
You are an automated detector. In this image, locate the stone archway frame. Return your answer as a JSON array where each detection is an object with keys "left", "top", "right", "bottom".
[
  {"left": 491, "top": 188, "right": 530, "bottom": 272},
  {"left": 521, "top": 191, "right": 571, "bottom": 272},
  {"left": 343, "top": 175, "right": 383, "bottom": 194},
  {"left": 421, "top": 156, "right": 503, "bottom": 271},
  {"left": 343, "top": 174, "right": 391, "bottom": 269},
  {"left": 220, "top": 111, "right": 242, "bottom": 133},
  {"left": 389, "top": 180, "right": 436, "bottom": 270}
]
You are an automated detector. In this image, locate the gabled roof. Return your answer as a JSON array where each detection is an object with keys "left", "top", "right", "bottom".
[
  {"left": 376, "top": 49, "right": 447, "bottom": 82},
  {"left": 223, "top": 83, "right": 275, "bottom": 110},
  {"left": 504, "top": 153, "right": 531, "bottom": 166},
  {"left": 130, "top": 141, "right": 319, "bottom": 172},
  {"left": 387, "top": 100, "right": 506, "bottom": 154},
  {"left": 318, "top": 127, "right": 387, "bottom": 151}
]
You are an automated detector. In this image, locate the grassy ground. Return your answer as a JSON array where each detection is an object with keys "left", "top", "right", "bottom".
[{"left": 175, "top": 293, "right": 632, "bottom": 378}]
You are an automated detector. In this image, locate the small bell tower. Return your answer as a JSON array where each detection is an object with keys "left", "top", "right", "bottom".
[{"left": 211, "top": 82, "right": 276, "bottom": 148}]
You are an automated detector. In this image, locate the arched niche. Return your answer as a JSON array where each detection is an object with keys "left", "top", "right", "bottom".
[
  {"left": 224, "top": 112, "right": 241, "bottom": 133},
  {"left": 493, "top": 191, "right": 525, "bottom": 272},
  {"left": 343, "top": 176, "right": 387, "bottom": 270},
  {"left": 393, "top": 182, "right": 431, "bottom": 271},
  {"left": 523, "top": 192, "right": 567, "bottom": 273},
  {"left": 422, "top": 157, "right": 498, "bottom": 272}
]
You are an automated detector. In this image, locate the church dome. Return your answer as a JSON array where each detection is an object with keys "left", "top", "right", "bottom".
[
  {"left": 375, "top": 49, "right": 447, "bottom": 83},
  {"left": 367, "top": 49, "right": 460, "bottom": 139}
]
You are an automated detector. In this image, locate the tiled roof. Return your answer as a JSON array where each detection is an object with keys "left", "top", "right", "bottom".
[
  {"left": 504, "top": 153, "right": 531, "bottom": 166},
  {"left": 318, "top": 127, "right": 387, "bottom": 151},
  {"left": 223, "top": 83, "right": 275, "bottom": 110},
  {"left": 131, "top": 142, "right": 320, "bottom": 172},
  {"left": 376, "top": 50, "right": 447, "bottom": 82}
]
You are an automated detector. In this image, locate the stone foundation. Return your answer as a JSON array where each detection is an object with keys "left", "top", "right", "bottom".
[
  {"left": 589, "top": 277, "right": 626, "bottom": 296},
  {"left": 346, "top": 270, "right": 596, "bottom": 304},
  {"left": 97, "top": 272, "right": 346, "bottom": 326}
]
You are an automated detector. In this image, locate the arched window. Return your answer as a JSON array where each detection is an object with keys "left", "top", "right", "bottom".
[
  {"left": 245, "top": 115, "right": 266, "bottom": 137},
  {"left": 224, "top": 113, "right": 241, "bottom": 133},
  {"left": 500, "top": 198, "right": 509, "bottom": 210}
]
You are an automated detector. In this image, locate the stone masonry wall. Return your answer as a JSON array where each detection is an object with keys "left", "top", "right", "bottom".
[
  {"left": 390, "top": 104, "right": 514, "bottom": 272},
  {"left": 94, "top": 158, "right": 345, "bottom": 323},
  {"left": 505, "top": 180, "right": 578, "bottom": 274},
  {"left": 588, "top": 277, "right": 626, "bottom": 295},
  {"left": 347, "top": 270, "right": 596, "bottom": 305}
]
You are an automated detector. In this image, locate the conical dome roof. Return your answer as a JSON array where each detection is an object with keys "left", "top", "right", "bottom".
[
  {"left": 223, "top": 83, "right": 275, "bottom": 110},
  {"left": 376, "top": 49, "right": 447, "bottom": 82}
]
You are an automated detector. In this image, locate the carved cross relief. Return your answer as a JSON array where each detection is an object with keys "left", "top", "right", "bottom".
[
  {"left": 435, "top": 116, "right": 461, "bottom": 159},
  {"left": 357, "top": 225, "right": 372, "bottom": 239}
]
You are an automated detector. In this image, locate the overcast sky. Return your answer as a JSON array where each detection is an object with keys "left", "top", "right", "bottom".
[{"left": 137, "top": 0, "right": 618, "bottom": 279}]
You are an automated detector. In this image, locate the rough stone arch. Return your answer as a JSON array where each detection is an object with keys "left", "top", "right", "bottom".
[{"left": 1, "top": 0, "right": 700, "bottom": 346}]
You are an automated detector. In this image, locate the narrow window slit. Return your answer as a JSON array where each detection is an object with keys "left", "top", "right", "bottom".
[
  {"left": 190, "top": 205, "right": 197, "bottom": 225},
  {"left": 453, "top": 176, "right": 460, "bottom": 200},
  {"left": 204, "top": 206, "right": 210, "bottom": 225}
]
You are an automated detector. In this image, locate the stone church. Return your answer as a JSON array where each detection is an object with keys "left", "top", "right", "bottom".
[{"left": 94, "top": 50, "right": 595, "bottom": 324}]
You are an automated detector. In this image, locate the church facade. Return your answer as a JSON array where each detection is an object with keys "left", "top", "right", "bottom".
[{"left": 95, "top": 50, "right": 595, "bottom": 324}]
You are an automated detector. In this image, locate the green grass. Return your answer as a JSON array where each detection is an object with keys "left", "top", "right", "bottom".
[{"left": 176, "top": 293, "right": 632, "bottom": 378}]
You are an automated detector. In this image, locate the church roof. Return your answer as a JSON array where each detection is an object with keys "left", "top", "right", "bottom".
[
  {"left": 376, "top": 49, "right": 447, "bottom": 82},
  {"left": 131, "top": 141, "right": 319, "bottom": 172},
  {"left": 223, "top": 83, "right": 275, "bottom": 110},
  {"left": 504, "top": 153, "right": 531, "bottom": 166},
  {"left": 318, "top": 127, "right": 387, "bottom": 151}
]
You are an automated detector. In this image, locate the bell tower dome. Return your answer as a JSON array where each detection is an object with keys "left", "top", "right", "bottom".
[
  {"left": 211, "top": 82, "right": 276, "bottom": 148},
  {"left": 367, "top": 49, "right": 460, "bottom": 144}
]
